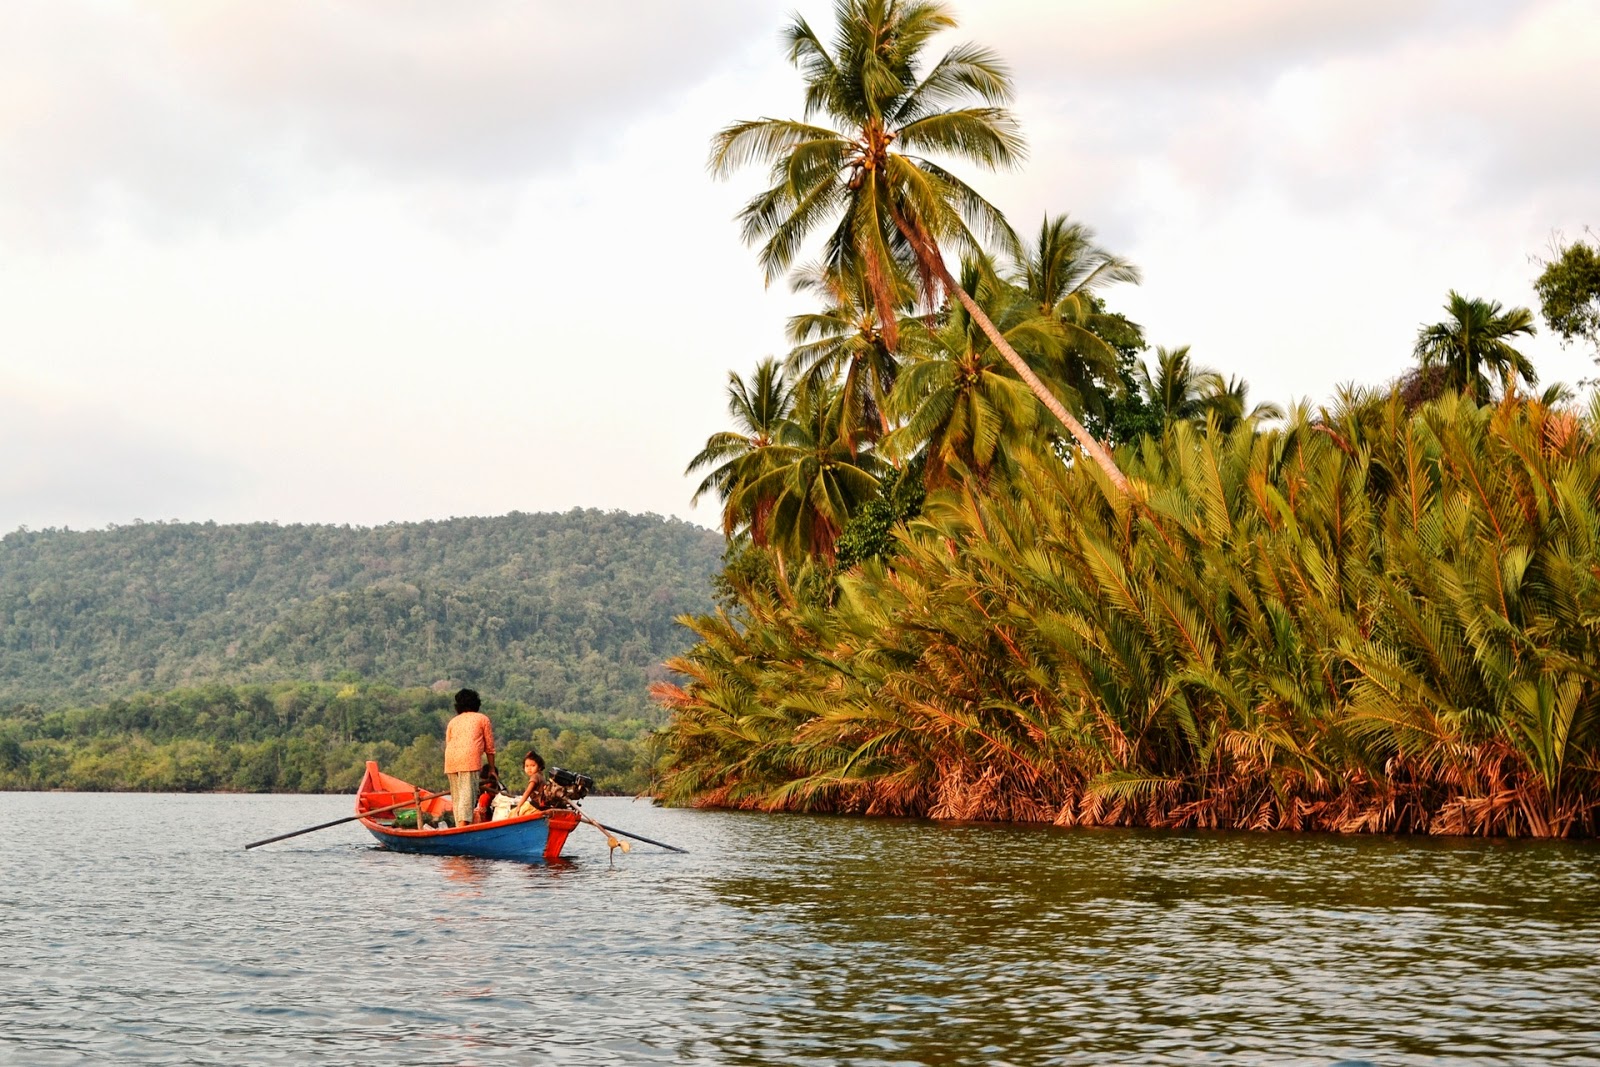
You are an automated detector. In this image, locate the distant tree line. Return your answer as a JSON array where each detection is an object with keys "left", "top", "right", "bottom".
[{"left": 0, "top": 681, "right": 653, "bottom": 794}]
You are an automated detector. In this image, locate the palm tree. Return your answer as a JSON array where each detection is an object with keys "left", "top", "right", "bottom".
[
  {"left": 1414, "top": 291, "right": 1538, "bottom": 403},
  {"left": 709, "top": 0, "right": 1129, "bottom": 492},
  {"left": 686, "top": 358, "right": 795, "bottom": 545},
  {"left": 1202, "top": 375, "right": 1284, "bottom": 433},
  {"left": 733, "top": 384, "right": 883, "bottom": 562},
  {"left": 1008, "top": 214, "right": 1141, "bottom": 416},
  {"left": 1135, "top": 346, "right": 1223, "bottom": 432},
  {"left": 886, "top": 262, "right": 1055, "bottom": 486},
  {"left": 784, "top": 261, "right": 918, "bottom": 448}
]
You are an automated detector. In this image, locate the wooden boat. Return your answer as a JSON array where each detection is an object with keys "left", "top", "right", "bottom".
[{"left": 356, "top": 760, "right": 580, "bottom": 862}]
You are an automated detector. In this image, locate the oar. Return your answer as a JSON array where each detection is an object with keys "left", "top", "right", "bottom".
[
  {"left": 575, "top": 809, "right": 688, "bottom": 853},
  {"left": 243, "top": 793, "right": 443, "bottom": 850},
  {"left": 577, "top": 812, "right": 631, "bottom": 856}
]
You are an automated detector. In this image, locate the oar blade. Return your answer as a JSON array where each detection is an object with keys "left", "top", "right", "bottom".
[{"left": 579, "top": 811, "right": 688, "bottom": 853}]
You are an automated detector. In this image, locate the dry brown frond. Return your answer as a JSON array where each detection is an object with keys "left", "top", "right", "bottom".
[
  {"left": 1247, "top": 797, "right": 1275, "bottom": 832},
  {"left": 1543, "top": 410, "right": 1580, "bottom": 457}
]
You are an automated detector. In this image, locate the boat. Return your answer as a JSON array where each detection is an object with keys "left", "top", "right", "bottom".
[{"left": 355, "top": 760, "right": 580, "bottom": 861}]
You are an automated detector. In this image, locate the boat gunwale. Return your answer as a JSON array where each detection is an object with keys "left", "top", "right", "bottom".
[{"left": 357, "top": 808, "right": 581, "bottom": 839}]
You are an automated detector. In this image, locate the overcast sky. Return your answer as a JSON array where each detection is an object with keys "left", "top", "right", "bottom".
[{"left": 3, "top": 0, "right": 1597, "bottom": 535}]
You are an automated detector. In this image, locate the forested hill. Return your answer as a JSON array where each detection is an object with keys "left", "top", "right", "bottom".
[{"left": 0, "top": 510, "right": 723, "bottom": 717}]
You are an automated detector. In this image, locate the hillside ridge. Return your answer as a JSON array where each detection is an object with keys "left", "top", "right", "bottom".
[{"left": 0, "top": 508, "right": 723, "bottom": 718}]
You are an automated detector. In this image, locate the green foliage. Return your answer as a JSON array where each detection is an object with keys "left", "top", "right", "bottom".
[
  {"left": 1079, "top": 310, "right": 1161, "bottom": 447},
  {"left": 885, "top": 260, "right": 1057, "bottom": 486},
  {"left": 1534, "top": 234, "right": 1600, "bottom": 357},
  {"left": 784, "top": 261, "right": 914, "bottom": 449},
  {"left": 709, "top": 0, "right": 1023, "bottom": 301},
  {"left": 1130, "top": 345, "right": 1280, "bottom": 435},
  {"left": 681, "top": 2, "right": 1596, "bottom": 840},
  {"left": 834, "top": 460, "right": 926, "bottom": 570},
  {"left": 686, "top": 359, "right": 797, "bottom": 539},
  {"left": 688, "top": 363, "right": 886, "bottom": 563},
  {"left": 710, "top": 538, "right": 778, "bottom": 615},
  {"left": 1414, "top": 290, "right": 1538, "bottom": 403},
  {"left": 1008, "top": 214, "right": 1142, "bottom": 425},
  {"left": 0, "top": 510, "right": 721, "bottom": 717},
  {"left": 657, "top": 391, "right": 1600, "bottom": 837},
  {"left": 739, "top": 383, "right": 886, "bottom": 563},
  {"left": 0, "top": 681, "right": 653, "bottom": 794},
  {"left": 697, "top": 2, "right": 1148, "bottom": 554}
]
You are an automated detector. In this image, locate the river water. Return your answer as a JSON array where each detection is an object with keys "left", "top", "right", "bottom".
[{"left": 1, "top": 793, "right": 1596, "bottom": 1066}]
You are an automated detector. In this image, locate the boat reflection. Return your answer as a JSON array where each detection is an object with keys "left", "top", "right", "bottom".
[{"left": 439, "top": 854, "right": 493, "bottom": 890}]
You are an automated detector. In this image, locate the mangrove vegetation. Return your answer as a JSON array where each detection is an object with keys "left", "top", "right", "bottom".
[{"left": 654, "top": 0, "right": 1600, "bottom": 837}]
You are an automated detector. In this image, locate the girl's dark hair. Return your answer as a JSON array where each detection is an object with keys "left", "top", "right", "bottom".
[
  {"left": 454, "top": 688, "right": 481, "bottom": 711},
  {"left": 524, "top": 750, "right": 545, "bottom": 770}
]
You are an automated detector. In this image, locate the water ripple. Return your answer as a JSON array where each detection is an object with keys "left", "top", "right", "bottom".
[{"left": 1, "top": 794, "right": 1597, "bottom": 1064}]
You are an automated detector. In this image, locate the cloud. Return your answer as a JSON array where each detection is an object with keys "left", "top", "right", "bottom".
[
  {"left": 0, "top": 0, "right": 777, "bottom": 242},
  {"left": 0, "top": 385, "right": 249, "bottom": 532},
  {"left": 950, "top": 0, "right": 1599, "bottom": 413},
  {"left": 970, "top": 0, "right": 1598, "bottom": 244},
  {"left": 1396, "top": 1, "right": 1600, "bottom": 199},
  {"left": 966, "top": 0, "right": 1508, "bottom": 90}
]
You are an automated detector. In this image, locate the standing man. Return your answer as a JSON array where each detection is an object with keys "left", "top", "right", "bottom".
[{"left": 444, "top": 688, "right": 495, "bottom": 827}]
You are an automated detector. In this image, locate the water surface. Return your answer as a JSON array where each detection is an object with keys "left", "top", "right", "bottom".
[{"left": 2, "top": 793, "right": 1596, "bottom": 1065}]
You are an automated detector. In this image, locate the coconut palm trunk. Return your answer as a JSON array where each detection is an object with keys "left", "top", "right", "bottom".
[{"left": 899, "top": 212, "right": 1129, "bottom": 491}]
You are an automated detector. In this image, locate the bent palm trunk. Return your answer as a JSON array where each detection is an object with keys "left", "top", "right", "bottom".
[{"left": 906, "top": 227, "right": 1128, "bottom": 493}]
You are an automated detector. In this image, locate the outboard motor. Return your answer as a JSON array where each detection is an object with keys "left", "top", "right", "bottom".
[{"left": 549, "top": 766, "right": 595, "bottom": 801}]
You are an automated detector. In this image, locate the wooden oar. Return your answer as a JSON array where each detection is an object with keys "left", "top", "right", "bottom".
[
  {"left": 243, "top": 793, "right": 443, "bottom": 850},
  {"left": 578, "top": 812, "right": 631, "bottom": 856},
  {"left": 575, "top": 810, "right": 688, "bottom": 853}
]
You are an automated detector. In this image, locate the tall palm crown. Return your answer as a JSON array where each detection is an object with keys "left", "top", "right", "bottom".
[
  {"left": 886, "top": 262, "right": 1052, "bottom": 486},
  {"left": 1204, "top": 375, "right": 1284, "bottom": 432},
  {"left": 734, "top": 385, "right": 883, "bottom": 563},
  {"left": 711, "top": 0, "right": 1021, "bottom": 344},
  {"left": 1010, "top": 214, "right": 1140, "bottom": 331},
  {"left": 1135, "top": 347, "right": 1283, "bottom": 436},
  {"left": 1414, "top": 291, "right": 1538, "bottom": 403},
  {"left": 1008, "top": 213, "right": 1141, "bottom": 420},
  {"left": 1136, "top": 346, "right": 1222, "bottom": 432},
  {"left": 686, "top": 358, "right": 795, "bottom": 541},
  {"left": 784, "top": 261, "right": 919, "bottom": 448},
  {"left": 710, "top": 0, "right": 1131, "bottom": 491}
]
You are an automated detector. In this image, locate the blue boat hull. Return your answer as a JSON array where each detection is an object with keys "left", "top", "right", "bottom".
[{"left": 361, "top": 814, "right": 573, "bottom": 861}]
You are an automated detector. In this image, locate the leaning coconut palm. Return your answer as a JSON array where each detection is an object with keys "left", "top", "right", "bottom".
[
  {"left": 686, "top": 358, "right": 795, "bottom": 545},
  {"left": 730, "top": 384, "right": 884, "bottom": 563},
  {"left": 709, "top": 0, "right": 1129, "bottom": 492},
  {"left": 1414, "top": 291, "right": 1538, "bottom": 403},
  {"left": 785, "top": 261, "right": 921, "bottom": 448},
  {"left": 1008, "top": 214, "right": 1142, "bottom": 416}
]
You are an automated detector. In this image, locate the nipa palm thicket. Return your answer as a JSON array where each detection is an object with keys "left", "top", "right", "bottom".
[{"left": 656, "top": 392, "right": 1600, "bottom": 837}]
